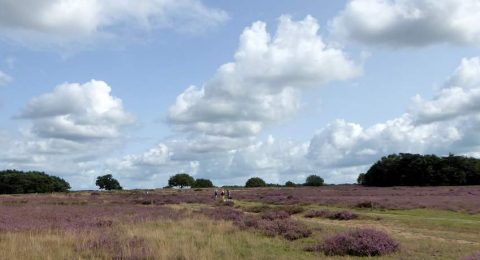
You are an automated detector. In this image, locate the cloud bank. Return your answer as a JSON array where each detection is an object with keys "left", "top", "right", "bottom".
[
  {"left": 0, "top": 0, "right": 228, "bottom": 46},
  {"left": 331, "top": 0, "right": 480, "bottom": 47}
]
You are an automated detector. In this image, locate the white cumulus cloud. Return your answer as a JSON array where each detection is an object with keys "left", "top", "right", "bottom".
[
  {"left": 168, "top": 15, "right": 361, "bottom": 141},
  {"left": 331, "top": 0, "right": 480, "bottom": 47},
  {"left": 19, "top": 80, "right": 134, "bottom": 141},
  {"left": 0, "top": 0, "right": 228, "bottom": 46}
]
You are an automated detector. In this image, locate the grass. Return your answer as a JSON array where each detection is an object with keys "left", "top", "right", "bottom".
[{"left": 1, "top": 189, "right": 480, "bottom": 259}]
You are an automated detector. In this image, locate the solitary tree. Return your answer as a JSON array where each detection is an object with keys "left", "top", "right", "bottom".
[
  {"left": 192, "top": 178, "right": 214, "bottom": 188},
  {"left": 96, "top": 174, "right": 122, "bottom": 190},
  {"left": 168, "top": 173, "right": 195, "bottom": 188},
  {"left": 245, "top": 177, "right": 267, "bottom": 188},
  {"left": 304, "top": 175, "right": 324, "bottom": 186}
]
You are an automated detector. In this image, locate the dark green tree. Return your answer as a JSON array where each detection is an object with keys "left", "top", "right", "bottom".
[
  {"left": 245, "top": 177, "right": 266, "bottom": 188},
  {"left": 168, "top": 173, "right": 195, "bottom": 188},
  {"left": 192, "top": 178, "right": 214, "bottom": 188},
  {"left": 285, "top": 181, "right": 296, "bottom": 187},
  {"left": 304, "top": 175, "right": 324, "bottom": 186},
  {"left": 96, "top": 174, "right": 122, "bottom": 190},
  {"left": 360, "top": 153, "right": 480, "bottom": 186},
  {"left": 0, "top": 170, "right": 70, "bottom": 194}
]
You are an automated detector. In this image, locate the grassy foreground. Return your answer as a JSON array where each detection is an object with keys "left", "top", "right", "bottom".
[{"left": 0, "top": 189, "right": 479, "bottom": 259}]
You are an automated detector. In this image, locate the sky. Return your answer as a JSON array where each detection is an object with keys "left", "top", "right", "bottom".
[{"left": 1, "top": 0, "right": 480, "bottom": 190}]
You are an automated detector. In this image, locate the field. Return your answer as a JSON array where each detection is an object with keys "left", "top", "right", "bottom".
[{"left": 1, "top": 186, "right": 480, "bottom": 259}]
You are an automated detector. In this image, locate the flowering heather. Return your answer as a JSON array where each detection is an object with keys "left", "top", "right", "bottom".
[
  {"left": 319, "top": 228, "right": 399, "bottom": 256},
  {"left": 77, "top": 232, "right": 153, "bottom": 259},
  {"left": 0, "top": 198, "right": 183, "bottom": 232},
  {"left": 304, "top": 209, "right": 358, "bottom": 220},
  {"left": 228, "top": 186, "right": 480, "bottom": 213},
  {"left": 464, "top": 251, "right": 480, "bottom": 260},
  {"left": 198, "top": 207, "right": 244, "bottom": 222},
  {"left": 260, "top": 210, "right": 290, "bottom": 221}
]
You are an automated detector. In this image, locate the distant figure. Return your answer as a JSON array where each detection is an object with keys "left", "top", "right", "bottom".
[
  {"left": 221, "top": 189, "right": 225, "bottom": 201},
  {"left": 227, "top": 190, "right": 231, "bottom": 200},
  {"left": 214, "top": 189, "right": 218, "bottom": 199}
]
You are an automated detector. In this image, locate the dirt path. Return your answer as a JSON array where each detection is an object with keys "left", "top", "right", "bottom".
[{"left": 298, "top": 217, "right": 480, "bottom": 246}]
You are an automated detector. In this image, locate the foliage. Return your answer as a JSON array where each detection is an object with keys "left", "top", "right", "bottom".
[
  {"left": 168, "top": 173, "right": 195, "bottom": 188},
  {"left": 192, "top": 178, "right": 213, "bottom": 188},
  {"left": 0, "top": 169, "right": 70, "bottom": 194},
  {"left": 96, "top": 174, "right": 122, "bottom": 190},
  {"left": 304, "top": 209, "right": 358, "bottom": 220},
  {"left": 360, "top": 153, "right": 480, "bottom": 186},
  {"left": 245, "top": 177, "right": 267, "bottom": 188},
  {"left": 260, "top": 210, "right": 290, "bottom": 221},
  {"left": 320, "top": 228, "right": 399, "bottom": 256},
  {"left": 285, "top": 181, "right": 296, "bottom": 187},
  {"left": 304, "top": 175, "right": 324, "bottom": 186}
]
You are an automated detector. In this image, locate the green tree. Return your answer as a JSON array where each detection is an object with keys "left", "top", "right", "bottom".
[
  {"left": 192, "top": 178, "right": 214, "bottom": 188},
  {"left": 304, "top": 175, "right": 324, "bottom": 186},
  {"left": 357, "top": 173, "right": 366, "bottom": 185},
  {"left": 96, "top": 174, "right": 122, "bottom": 190},
  {"left": 245, "top": 177, "right": 266, "bottom": 188},
  {"left": 285, "top": 181, "right": 296, "bottom": 187},
  {"left": 0, "top": 170, "right": 70, "bottom": 194},
  {"left": 168, "top": 173, "right": 195, "bottom": 188}
]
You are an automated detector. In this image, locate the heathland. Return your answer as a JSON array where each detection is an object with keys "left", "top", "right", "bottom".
[{"left": 1, "top": 186, "right": 479, "bottom": 259}]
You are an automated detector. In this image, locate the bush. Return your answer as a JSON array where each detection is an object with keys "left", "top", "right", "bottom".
[
  {"left": 321, "top": 228, "right": 399, "bottom": 256},
  {"left": 304, "top": 175, "right": 324, "bottom": 186},
  {"left": 304, "top": 209, "right": 332, "bottom": 218},
  {"left": 279, "top": 205, "right": 305, "bottom": 215},
  {"left": 0, "top": 170, "right": 70, "bottom": 194},
  {"left": 261, "top": 210, "right": 290, "bottom": 221},
  {"left": 329, "top": 211, "right": 358, "bottom": 220},
  {"left": 245, "top": 177, "right": 267, "bottom": 188}
]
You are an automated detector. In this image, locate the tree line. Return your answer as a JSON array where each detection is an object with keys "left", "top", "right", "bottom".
[
  {"left": 0, "top": 170, "right": 70, "bottom": 194},
  {"left": 358, "top": 153, "right": 480, "bottom": 186}
]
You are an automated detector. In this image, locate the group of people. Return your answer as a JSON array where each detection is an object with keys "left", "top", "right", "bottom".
[{"left": 214, "top": 189, "right": 232, "bottom": 201}]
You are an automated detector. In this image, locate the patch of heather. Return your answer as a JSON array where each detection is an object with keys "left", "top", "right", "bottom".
[
  {"left": 319, "top": 228, "right": 399, "bottom": 256},
  {"left": 260, "top": 210, "right": 290, "bottom": 221},
  {"left": 0, "top": 204, "right": 183, "bottom": 232},
  {"left": 329, "top": 211, "right": 358, "bottom": 220},
  {"left": 198, "top": 207, "right": 244, "bottom": 222},
  {"left": 278, "top": 205, "right": 305, "bottom": 215},
  {"left": 464, "top": 251, "right": 480, "bottom": 260},
  {"left": 304, "top": 210, "right": 332, "bottom": 218},
  {"left": 77, "top": 232, "right": 153, "bottom": 259},
  {"left": 231, "top": 186, "right": 480, "bottom": 213}
]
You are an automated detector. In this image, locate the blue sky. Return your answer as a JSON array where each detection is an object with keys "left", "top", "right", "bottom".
[{"left": 1, "top": 0, "right": 480, "bottom": 189}]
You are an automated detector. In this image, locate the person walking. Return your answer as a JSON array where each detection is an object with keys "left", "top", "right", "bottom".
[
  {"left": 214, "top": 189, "right": 218, "bottom": 200},
  {"left": 221, "top": 189, "right": 225, "bottom": 201},
  {"left": 227, "top": 189, "right": 231, "bottom": 200}
]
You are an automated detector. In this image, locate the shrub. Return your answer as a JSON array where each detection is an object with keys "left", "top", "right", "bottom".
[
  {"left": 304, "top": 209, "right": 332, "bottom": 218},
  {"left": 261, "top": 210, "right": 290, "bottom": 221},
  {"left": 199, "top": 207, "right": 244, "bottom": 222},
  {"left": 329, "top": 211, "right": 358, "bottom": 220},
  {"left": 464, "top": 251, "right": 480, "bottom": 260},
  {"left": 321, "top": 228, "right": 399, "bottom": 256},
  {"left": 245, "top": 177, "right": 267, "bottom": 188},
  {"left": 243, "top": 205, "right": 272, "bottom": 213},
  {"left": 279, "top": 205, "right": 305, "bottom": 215},
  {"left": 259, "top": 219, "right": 312, "bottom": 240}
]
